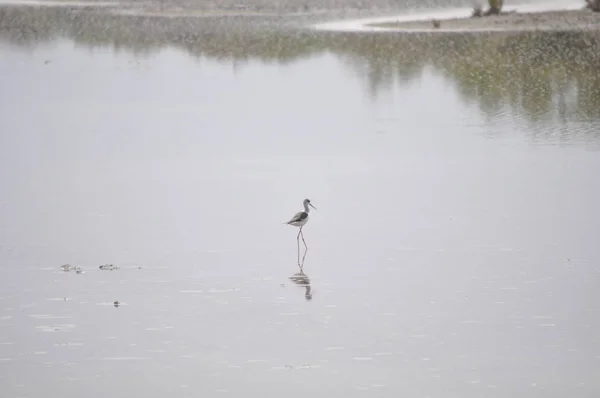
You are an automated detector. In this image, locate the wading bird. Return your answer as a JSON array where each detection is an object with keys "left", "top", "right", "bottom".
[{"left": 285, "top": 198, "right": 317, "bottom": 266}]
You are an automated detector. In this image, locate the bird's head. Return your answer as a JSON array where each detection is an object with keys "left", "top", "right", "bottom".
[{"left": 304, "top": 198, "right": 317, "bottom": 210}]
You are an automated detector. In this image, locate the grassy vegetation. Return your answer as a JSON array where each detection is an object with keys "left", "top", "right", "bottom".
[
  {"left": 586, "top": 0, "right": 600, "bottom": 12},
  {"left": 472, "top": 0, "right": 504, "bottom": 17}
]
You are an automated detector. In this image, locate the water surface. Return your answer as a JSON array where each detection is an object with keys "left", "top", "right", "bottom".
[{"left": 1, "top": 8, "right": 600, "bottom": 397}]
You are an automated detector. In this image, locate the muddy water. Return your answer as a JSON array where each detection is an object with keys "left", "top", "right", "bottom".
[{"left": 1, "top": 4, "right": 600, "bottom": 397}]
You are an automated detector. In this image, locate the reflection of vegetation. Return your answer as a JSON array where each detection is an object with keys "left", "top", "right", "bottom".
[
  {"left": 440, "top": 32, "right": 600, "bottom": 145},
  {"left": 437, "top": 32, "right": 600, "bottom": 125},
  {"left": 0, "top": 6, "right": 325, "bottom": 61},
  {"left": 331, "top": 31, "right": 600, "bottom": 133},
  {"left": 1, "top": 6, "right": 600, "bottom": 144}
]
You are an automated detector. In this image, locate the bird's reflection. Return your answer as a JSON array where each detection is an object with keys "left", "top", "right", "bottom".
[{"left": 289, "top": 269, "right": 312, "bottom": 301}]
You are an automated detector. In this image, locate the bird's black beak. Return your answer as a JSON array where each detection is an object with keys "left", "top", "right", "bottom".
[{"left": 310, "top": 203, "right": 317, "bottom": 210}]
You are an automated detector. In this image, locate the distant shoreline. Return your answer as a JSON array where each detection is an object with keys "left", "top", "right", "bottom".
[{"left": 367, "top": 9, "right": 600, "bottom": 32}]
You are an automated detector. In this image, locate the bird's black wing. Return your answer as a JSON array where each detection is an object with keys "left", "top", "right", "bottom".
[{"left": 287, "top": 211, "right": 308, "bottom": 223}]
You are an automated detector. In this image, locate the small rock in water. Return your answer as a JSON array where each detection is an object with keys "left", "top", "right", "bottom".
[
  {"left": 60, "top": 264, "right": 74, "bottom": 272},
  {"left": 99, "top": 264, "right": 119, "bottom": 271},
  {"left": 113, "top": 301, "right": 120, "bottom": 307}
]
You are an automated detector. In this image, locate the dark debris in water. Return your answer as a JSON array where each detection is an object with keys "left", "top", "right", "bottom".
[
  {"left": 60, "top": 264, "right": 83, "bottom": 273},
  {"left": 99, "top": 264, "right": 119, "bottom": 271},
  {"left": 60, "top": 263, "right": 123, "bottom": 272}
]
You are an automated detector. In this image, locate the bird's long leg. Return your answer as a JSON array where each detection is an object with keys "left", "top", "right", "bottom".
[
  {"left": 301, "top": 247, "right": 308, "bottom": 268},
  {"left": 296, "top": 227, "right": 302, "bottom": 266},
  {"left": 300, "top": 227, "right": 308, "bottom": 267},
  {"left": 300, "top": 228, "right": 308, "bottom": 251}
]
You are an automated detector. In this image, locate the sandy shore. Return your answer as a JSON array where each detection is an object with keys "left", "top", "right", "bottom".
[{"left": 368, "top": 8, "right": 600, "bottom": 31}]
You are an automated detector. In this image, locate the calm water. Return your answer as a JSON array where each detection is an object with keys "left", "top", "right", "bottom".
[{"left": 1, "top": 6, "right": 600, "bottom": 397}]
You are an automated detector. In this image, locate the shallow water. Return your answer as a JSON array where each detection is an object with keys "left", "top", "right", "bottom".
[{"left": 1, "top": 6, "right": 600, "bottom": 397}]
